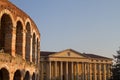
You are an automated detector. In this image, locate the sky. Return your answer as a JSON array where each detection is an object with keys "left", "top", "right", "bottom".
[{"left": 9, "top": 0, "right": 120, "bottom": 58}]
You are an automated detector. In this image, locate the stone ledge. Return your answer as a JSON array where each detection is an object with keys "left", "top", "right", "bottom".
[{"left": 0, "top": 53, "right": 36, "bottom": 67}]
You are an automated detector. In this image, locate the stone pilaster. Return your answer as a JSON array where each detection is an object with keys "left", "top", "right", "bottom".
[
  {"left": 30, "top": 34, "right": 32, "bottom": 62},
  {"left": 22, "top": 30, "right": 26, "bottom": 60},
  {"left": 11, "top": 27, "right": 16, "bottom": 57}
]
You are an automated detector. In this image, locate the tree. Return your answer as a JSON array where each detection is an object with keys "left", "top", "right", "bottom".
[{"left": 110, "top": 49, "right": 120, "bottom": 80}]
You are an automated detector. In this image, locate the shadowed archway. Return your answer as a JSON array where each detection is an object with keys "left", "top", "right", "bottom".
[
  {"left": 32, "top": 33, "right": 36, "bottom": 63},
  {"left": 25, "top": 22, "right": 31, "bottom": 61},
  {"left": 15, "top": 21, "right": 23, "bottom": 56},
  {"left": 24, "top": 71, "right": 30, "bottom": 80},
  {"left": 0, "top": 14, "right": 13, "bottom": 53},
  {"left": 0, "top": 68, "right": 10, "bottom": 80},
  {"left": 32, "top": 73, "right": 35, "bottom": 80},
  {"left": 13, "top": 70, "right": 22, "bottom": 80}
]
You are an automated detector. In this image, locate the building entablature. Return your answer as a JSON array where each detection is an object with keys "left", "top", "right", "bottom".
[{"left": 41, "top": 57, "right": 90, "bottom": 63}]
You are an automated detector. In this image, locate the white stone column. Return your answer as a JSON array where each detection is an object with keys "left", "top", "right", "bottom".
[
  {"left": 55, "top": 61, "right": 57, "bottom": 80},
  {"left": 89, "top": 63, "right": 92, "bottom": 80},
  {"left": 103, "top": 64, "right": 106, "bottom": 80},
  {"left": 60, "top": 61, "right": 63, "bottom": 80},
  {"left": 66, "top": 62, "right": 68, "bottom": 80},
  {"left": 82, "top": 62, "right": 85, "bottom": 80},
  {"left": 49, "top": 61, "right": 51, "bottom": 80},
  {"left": 71, "top": 62, "right": 74, "bottom": 80},
  {"left": 84, "top": 63, "right": 86, "bottom": 79},
  {"left": 94, "top": 63, "right": 97, "bottom": 80},
  {"left": 76, "top": 62, "right": 79, "bottom": 80},
  {"left": 87, "top": 63, "right": 90, "bottom": 80},
  {"left": 99, "top": 64, "right": 101, "bottom": 80}
]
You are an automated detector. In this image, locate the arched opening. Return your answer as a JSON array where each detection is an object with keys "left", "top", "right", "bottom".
[
  {"left": 15, "top": 21, "right": 23, "bottom": 56},
  {"left": 32, "top": 73, "right": 35, "bottom": 80},
  {"left": 13, "top": 70, "right": 22, "bottom": 80},
  {"left": 32, "top": 33, "right": 36, "bottom": 63},
  {"left": 25, "top": 22, "right": 31, "bottom": 61},
  {"left": 0, "top": 68, "right": 10, "bottom": 80},
  {"left": 0, "top": 14, "right": 13, "bottom": 53},
  {"left": 24, "top": 71, "right": 30, "bottom": 80}
]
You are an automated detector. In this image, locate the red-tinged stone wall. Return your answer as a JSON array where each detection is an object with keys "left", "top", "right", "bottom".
[{"left": 0, "top": 0, "right": 40, "bottom": 80}]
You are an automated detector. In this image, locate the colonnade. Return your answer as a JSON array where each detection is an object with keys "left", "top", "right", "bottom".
[{"left": 41, "top": 61, "right": 111, "bottom": 80}]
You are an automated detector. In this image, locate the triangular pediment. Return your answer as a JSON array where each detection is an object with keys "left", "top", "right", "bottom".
[{"left": 49, "top": 49, "right": 86, "bottom": 58}]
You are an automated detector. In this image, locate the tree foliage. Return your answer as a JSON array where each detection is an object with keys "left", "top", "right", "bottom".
[{"left": 110, "top": 49, "right": 120, "bottom": 80}]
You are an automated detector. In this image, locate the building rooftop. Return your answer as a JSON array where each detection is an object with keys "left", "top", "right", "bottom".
[
  {"left": 41, "top": 49, "right": 112, "bottom": 60},
  {"left": 83, "top": 53, "right": 112, "bottom": 60},
  {"left": 40, "top": 51, "right": 56, "bottom": 56}
]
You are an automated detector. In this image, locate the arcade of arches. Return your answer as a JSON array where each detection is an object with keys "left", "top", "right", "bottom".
[{"left": 0, "top": 0, "right": 40, "bottom": 80}]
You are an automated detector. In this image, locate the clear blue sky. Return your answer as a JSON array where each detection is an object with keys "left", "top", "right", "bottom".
[{"left": 9, "top": 0, "right": 120, "bottom": 58}]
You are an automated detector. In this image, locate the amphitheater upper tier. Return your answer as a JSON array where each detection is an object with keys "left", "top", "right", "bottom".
[
  {"left": 0, "top": 0, "right": 40, "bottom": 80},
  {"left": 0, "top": 0, "right": 40, "bottom": 60}
]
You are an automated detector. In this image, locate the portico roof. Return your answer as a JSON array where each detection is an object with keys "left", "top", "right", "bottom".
[
  {"left": 83, "top": 53, "right": 112, "bottom": 60},
  {"left": 41, "top": 49, "right": 112, "bottom": 60}
]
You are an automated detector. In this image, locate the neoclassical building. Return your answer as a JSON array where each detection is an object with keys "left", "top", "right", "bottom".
[
  {"left": 0, "top": 0, "right": 40, "bottom": 80},
  {"left": 40, "top": 49, "right": 112, "bottom": 80}
]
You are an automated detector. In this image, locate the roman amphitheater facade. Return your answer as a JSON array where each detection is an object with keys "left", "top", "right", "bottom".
[{"left": 0, "top": 0, "right": 40, "bottom": 80}]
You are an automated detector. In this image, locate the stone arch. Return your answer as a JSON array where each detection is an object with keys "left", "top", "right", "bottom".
[
  {"left": 15, "top": 21, "right": 23, "bottom": 56},
  {"left": 25, "top": 22, "right": 31, "bottom": 61},
  {"left": 0, "top": 9, "right": 14, "bottom": 24},
  {"left": 32, "top": 33, "right": 36, "bottom": 63},
  {"left": 32, "top": 73, "right": 35, "bottom": 80},
  {"left": 16, "top": 17, "right": 24, "bottom": 29},
  {"left": 0, "top": 68, "right": 10, "bottom": 80},
  {"left": 24, "top": 71, "right": 30, "bottom": 80},
  {"left": 0, "top": 13, "right": 13, "bottom": 54},
  {"left": 13, "top": 70, "right": 22, "bottom": 80},
  {"left": 25, "top": 18, "right": 32, "bottom": 30}
]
